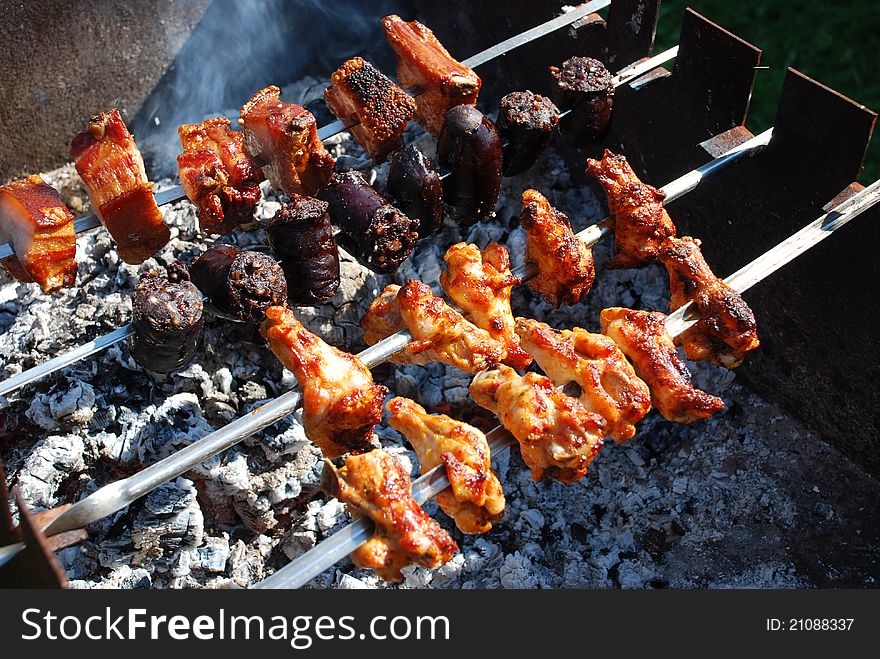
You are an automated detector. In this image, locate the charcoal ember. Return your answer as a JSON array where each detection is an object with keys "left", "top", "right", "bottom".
[
  {"left": 386, "top": 144, "right": 444, "bottom": 237},
  {"left": 191, "top": 534, "right": 231, "bottom": 574},
  {"left": 497, "top": 91, "right": 559, "bottom": 176},
  {"left": 129, "top": 266, "right": 204, "bottom": 374},
  {"left": 25, "top": 379, "right": 96, "bottom": 430},
  {"left": 266, "top": 195, "right": 340, "bottom": 305},
  {"left": 190, "top": 244, "right": 287, "bottom": 324},
  {"left": 318, "top": 171, "right": 419, "bottom": 274},
  {"left": 69, "top": 566, "right": 153, "bottom": 590},
  {"left": 437, "top": 105, "right": 503, "bottom": 225},
  {"left": 549, "top": 56, "right": 614, "bottom": 145},
  {"left": 227, "top": 538, "right": 267, "bottom": 587},
  {"left": 16, "top": 434, "right": 85, "bottom": 510}
]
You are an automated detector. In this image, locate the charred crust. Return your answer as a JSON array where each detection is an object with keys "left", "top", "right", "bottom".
[{"left": 226, "top": 251, "right": 288, "bottom": 324}]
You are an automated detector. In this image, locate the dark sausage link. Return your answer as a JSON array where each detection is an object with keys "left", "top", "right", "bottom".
[
  {"left": 549, "top": 56, "right": 614, "bottom": 145},
  {"left": 386, "top": 144, "right": 444, "bottom": 237},
  {"left": 497, "top": 91, "right": 559, "bottom": 176}
]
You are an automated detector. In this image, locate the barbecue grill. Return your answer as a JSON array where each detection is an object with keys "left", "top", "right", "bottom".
[{"left": 1, "top": 0, "right": 878, "bottom": 589}]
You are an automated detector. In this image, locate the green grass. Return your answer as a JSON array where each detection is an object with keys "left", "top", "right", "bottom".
[{"left": 653, "top": 0, "right": 880, "bottom": 183}]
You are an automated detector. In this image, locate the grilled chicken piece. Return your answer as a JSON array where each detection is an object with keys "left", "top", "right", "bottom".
[
  {"left": 0, "top": 175, "right": 77, "bottom": 293},
  {"left": 600, "top": 307, "right": 725, "bottom": 424},
  {"left": 360, "top": 284, "right": 435, "bottom": 366},
  {"left": 470, "top": 365, "right": 605, "bottom": 483},
  {"left": 177, "top": 117, "right": 264, "bottom": 235},
  {"left": 387, "top": 397, "right": 505, "bottom": 534},
  {"left": 260, "top": 306, "right": 387, "bottom": 457},
  {"left": 322, "top": 449, "right": 458, "bottom": 581},
  {"left": 324, "top": 57, "right": 416, "bottom": 163},
  {"left": 587, "top": 150, "right": 676, "bottom": 269},
  {"left": 396, "top": 280, "right": 505, "bottom": 373},
  {"left": 520, "top": 189, "right": 595, "bottom": 306},
  {"left": 659, "top": 236, "right": 759, "bottom": 369},
  {"left": 70, "top": 109, "right": 169, "bottom": 264},
  {"left": 239, "top": 86, "right": 334, "bottom": 196},
  {"left": 381, "top": 15, "right": 481, "bottom": 136},
  {"left": 440, "top": 242, "right": 532, "bottom": 370},
  {"left": 515, "top": 318, "right": 651, "bottom": 443}
]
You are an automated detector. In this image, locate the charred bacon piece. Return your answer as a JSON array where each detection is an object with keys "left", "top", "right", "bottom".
[
  {"left": 659, "top": 236, "right": 759, "bottom": 368},
  {"left": 381, "top": 15, "right": 481, "bottom": 136},
  {"left": 322, "top": 448, "right": 458, "bottom": 581},
  {"left": 177, "top": 117, "right": 264, "bottom": 236},
  {"left": 0, "top": 175, "right": 77, "bottom": 293},
  {"left": 520, "top": 189, "right": 595, "bottom": 306},
  {"left": 266, "top": 195, "right": 340, "bottom": 305},
  {"left": 440, "top": 242, "right": 532, "bottom": 370},
  {"left": 600, "top": 307, "right": 725, "bottom": 424},
  {"left": 497, "top": 91, "right": 559, "bottom": 176},
  {"left": 387, "top": 396, "right": 505, "bottom": 535},
  {"left": 386, "top": 144, "right": 444, "bottom": 237},
  {"left": 190, "top": 245, "right": 287, "bottom": 324},
  {"left": 436, "top": 105, "right": 502, "bottom": 225},
  {"left": 317, "top": 171, "right": 419, "bottom": 274},
  {"left": 549, "top": 56, "right": 614, "bottom": 145},
  {"left": 515, "top": 317, "right": 651, "bottom": 443},
  {"left": 470, "top": 364, "right": 606, "bottom": 484},
  {"left": 239, "top": 86, "right": 335, "bottom": 196},
  {"left": 324, "top": 57, "right": 416, "bottom": 163},
  {"left": 129, "top": 264, "right": 204, "bottom": 374},
  {"left": 587, "top": 149, "right": 677, "bottom": 269},
  {"left": 262, "top": 306, "right": 388, "bottom": 457},
  {"left": 71, "top": 109, "right": 170, "bottom": 264}
]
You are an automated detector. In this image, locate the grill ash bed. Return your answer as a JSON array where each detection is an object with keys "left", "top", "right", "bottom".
[{"left": 0, "top": 0, "right": 878, "bottom": 589}]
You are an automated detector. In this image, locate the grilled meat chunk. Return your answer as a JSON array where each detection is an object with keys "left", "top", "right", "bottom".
[
  {"left": 266, "top": 195, "right": 340, "bottom": 305},
  {"left": 387, "top": 397, "right": 505, "bottom": 534},
  {"left": 587, "top": 150, "right": 676, "bottom": 269},
  {"left": 261, "top": 306, "right": 387, "bottom": 457},
  {"left": 440, "top": 242, "right": 532, "bottom": 369},
  {"left": 322, "top": 449, "right": 458, "bottom": 581},
  {"left": 129, "top": 265, "right": 203, "bottom": 374},
  {"left": 549, "top": 56, "right": 614, "bottom": 145},
  {"left": 497, "top": 90, "right": 559, "bottom": 176},
  {"left": 177, "top": 117, "right": 263, "bottom": 235},
  {"left": 318, "top": 171, "right": 419, "bottom": 274},
  {"left": 436, "top": 105, "right": 502, "bottom": 225},
  {"left": 239, "top": 86, "right": 334, "bottom": 196},
  {"left": 0, "top": 175, "right": 77, "bottom": 293},
  {"left": 659, "top": 236, "right": 759, "bottom": 368},
  {"left": 190, "top": 245, "right": 287, "bottom": 324},
  {"left": 520, "top": 189, "right": 595, "bottom": 306},
  {"left": 515, "top": 318, "right": 651, "bottom": 443},
  {"left": 324, "top": 57, "right": 416, "bottom": 163},
  {"left": 470, "top": 365, "right": 605, "bottom": 483},
  {"left": 360, "top": 284, "right": 436, "bottom": 366},
  {"left": 381, "top": 14, "right": 481, "bottom": 136},
  {"left": 71, "top": 109, "right": 169, "bottom": 264},
  {"left": 386, "top": 144, "right": 444, "bottom": 237},
  {"left": 600, "top": 307, "right": 725, "bottom": 424}
]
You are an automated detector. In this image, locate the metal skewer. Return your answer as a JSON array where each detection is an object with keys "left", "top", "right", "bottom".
[
  {"left": 0, "top": 46, "right": 683, "bottom": 398},
  {"left": 0, "top": 1, "right": 611, "bottom": 263},
  {"left": 255, "top": 177, "right": 880, "bottom": 589}
]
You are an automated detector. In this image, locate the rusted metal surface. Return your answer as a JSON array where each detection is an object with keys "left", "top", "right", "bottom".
[
  {"left": 667, "top": 68, "right": 880, "bottom": 478},
  {"left": 0, "top": 491, "right": 68, "bottom": 588}
]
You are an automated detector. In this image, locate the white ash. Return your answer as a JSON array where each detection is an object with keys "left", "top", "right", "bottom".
[{"left": 1, "top": 91, "right": 878, "bottom": 589}]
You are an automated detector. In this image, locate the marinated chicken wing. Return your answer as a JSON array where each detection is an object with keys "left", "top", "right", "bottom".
[
  {"left": 520, "top": 189, "right": 595, "bottom": 306},
  {"left": 470, "top": 365, "right": 605, "bottom": 483},
  {"left": 324, "top": 57, "right": 416, "bottom": 163},
  {"left": 396, "top": 280, "right": 505, "bottom": 373},
  {"left": 587, "top": 150, "right": 676, "bottom": 269},
  {"left": 360, "top": 284, "right": 435, "bottom": 366},
  {"left": 239, "top": 86, "right": 334, "bottom": 196},
  {"left": 177, "top": 117, "right": 263, "bottom": 235},
  {"left": 322, "top": 449, "right": 458, "bottom": 581},
  {"left": 382, "top": 15, "right": 481, "bottom": 136},
  {"left": 0, "top": 175, "right": 77, "bottom": 293},
  {"left": 659, "top": 236, "right": 759, "bottom": 368},
  {"left": 600, "top": 307, "right": 724, "bottom": 424},
  {"left": 440, "top": 242, "right": 532, "bottom": 370},
  {"left": 260, "top": 306, "right": 387, "bottom": 456},
  {"left": 387, "top": 397, "right": 505, "bottom": 534},
  {"left": 515, "top": 318, "right": 651, "bottom": 443},
  {"left": 71, "top": 109, "right": 169, "bottom": 264}
]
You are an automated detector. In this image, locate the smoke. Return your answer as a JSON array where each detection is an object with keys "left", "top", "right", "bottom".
[{"left": 133, "top": 0, "right": 413, "bottom": 176}]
